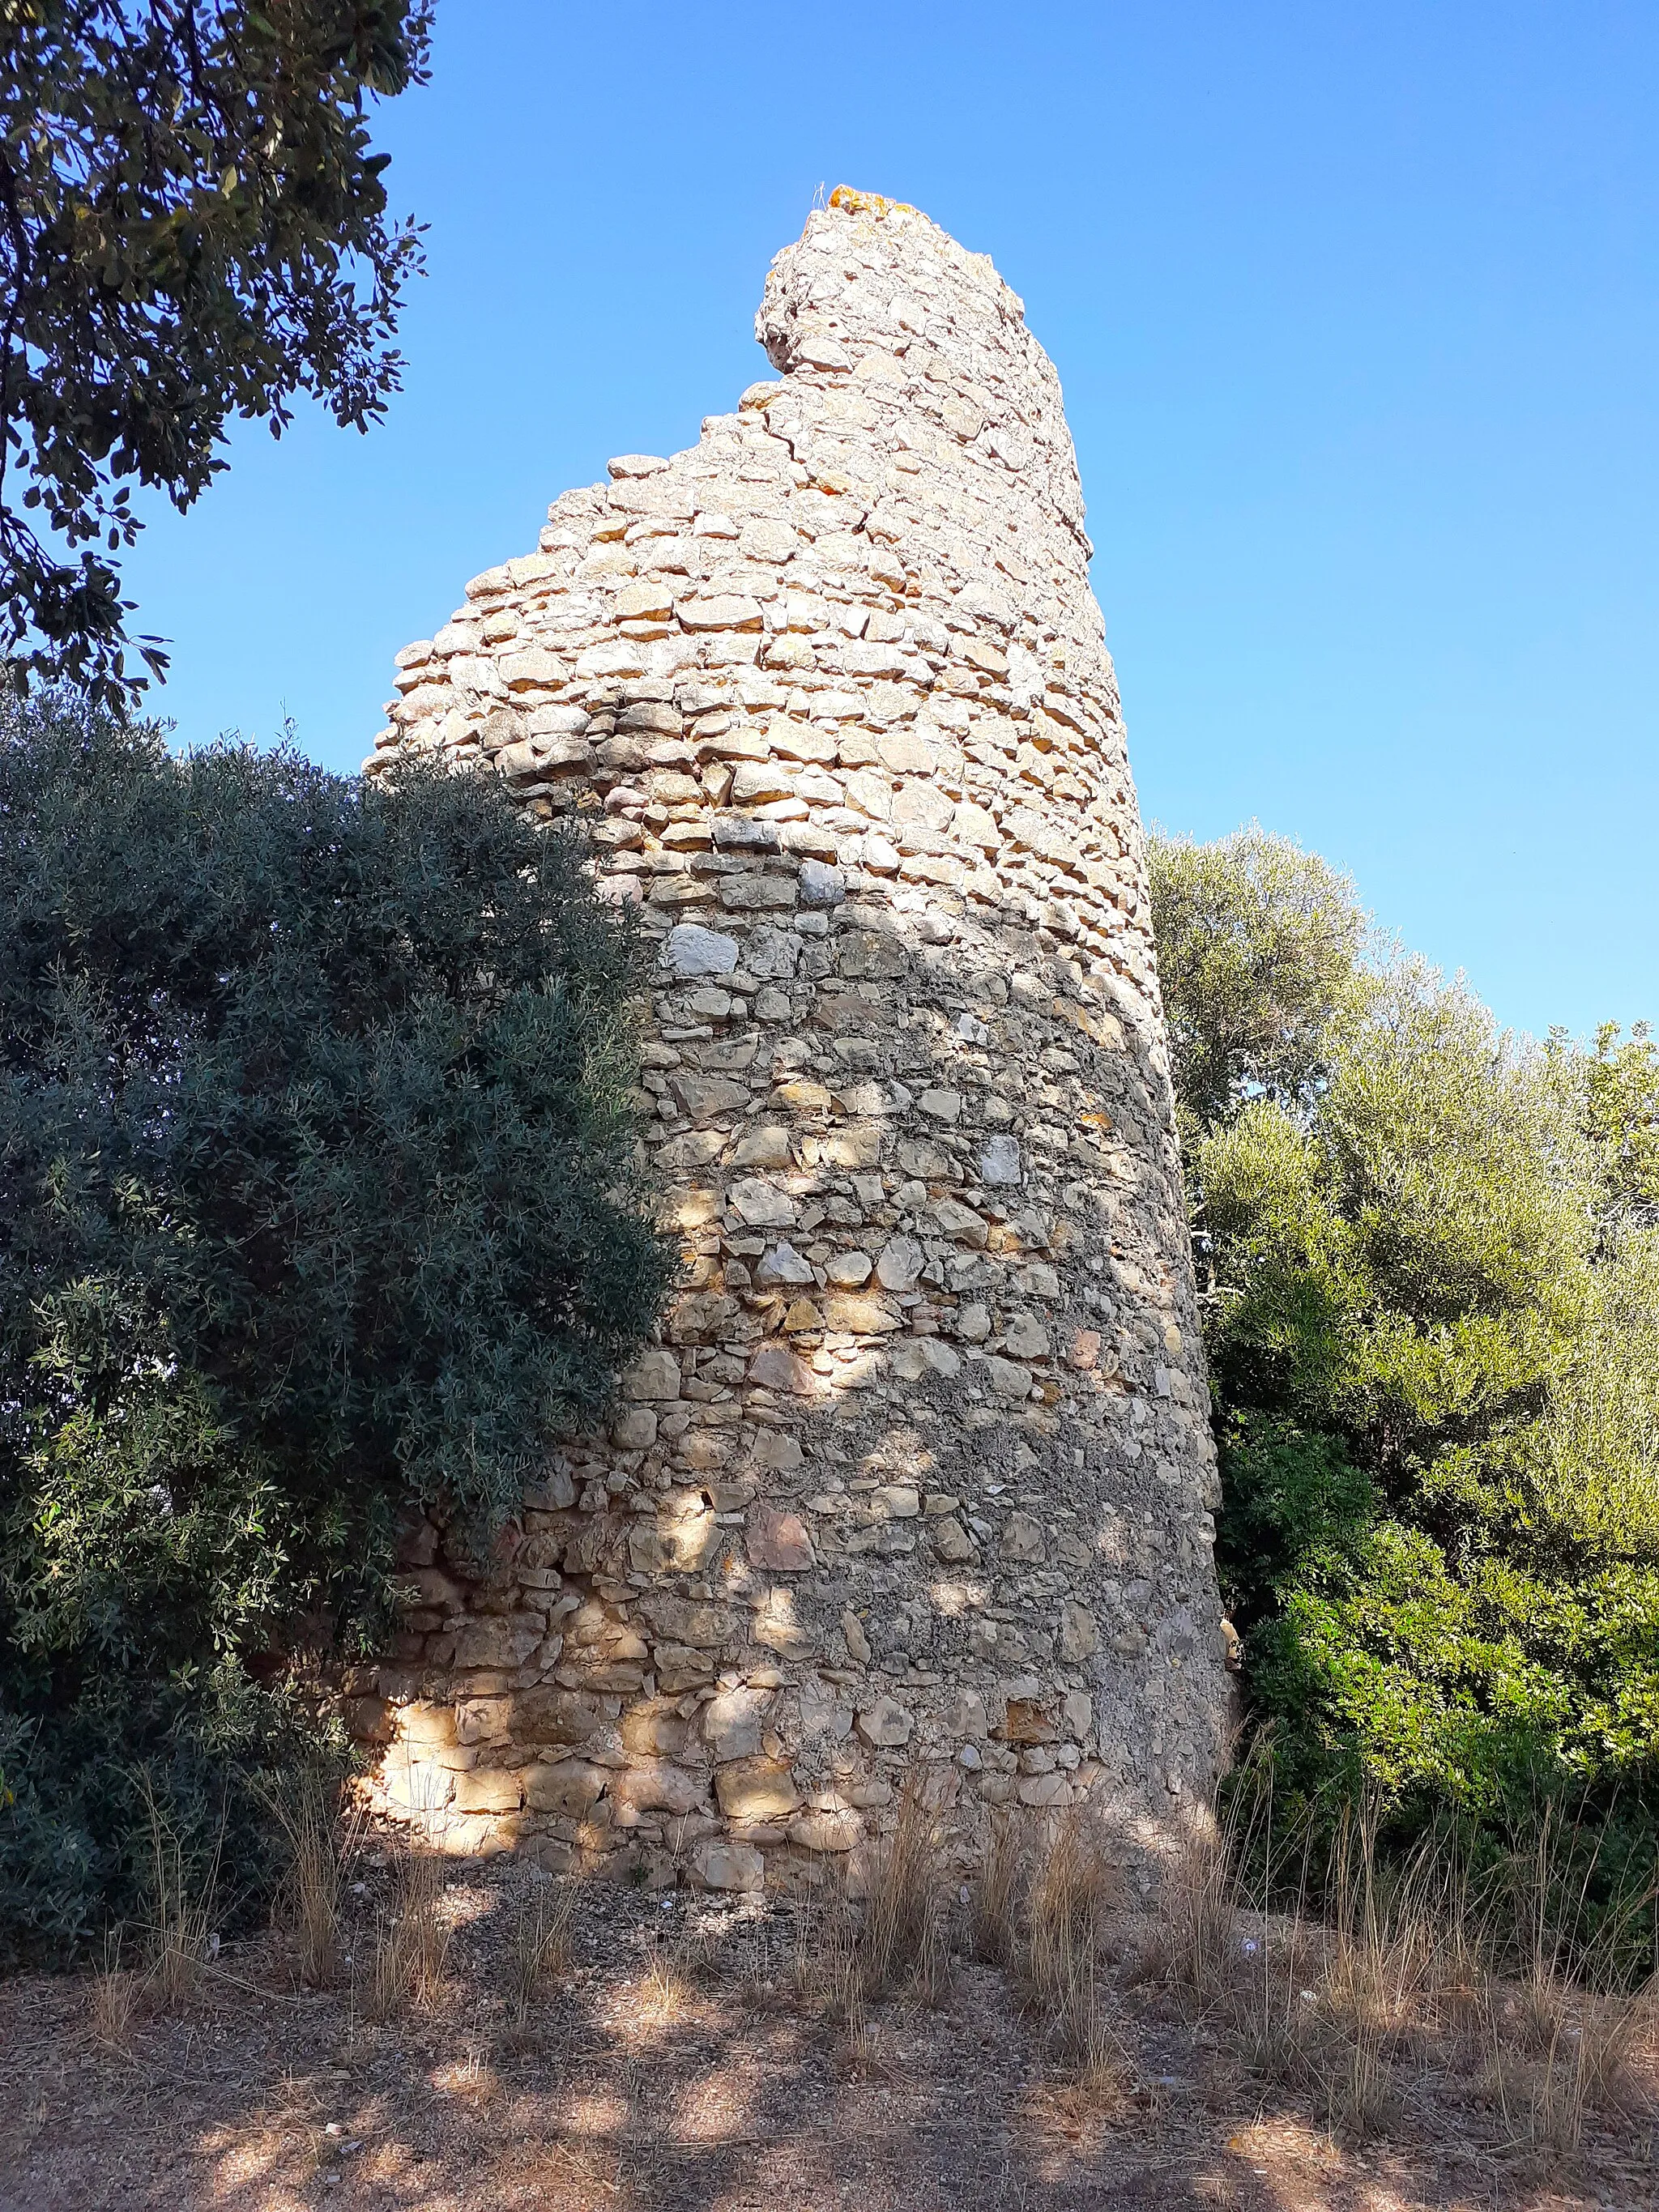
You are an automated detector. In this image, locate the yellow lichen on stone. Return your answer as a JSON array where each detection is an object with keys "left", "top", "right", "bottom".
[{"left": 829, "top": 185, "right": 919, "bottom": 219}]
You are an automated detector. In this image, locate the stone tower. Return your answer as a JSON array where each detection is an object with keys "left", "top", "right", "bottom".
[{"left": 356, "top": 190, "right": 1230, "bottom": 1892}]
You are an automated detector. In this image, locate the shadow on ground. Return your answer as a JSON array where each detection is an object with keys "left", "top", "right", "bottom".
[{"left": 0, "top": 1857, "right": 1649, "bottom": 2212}]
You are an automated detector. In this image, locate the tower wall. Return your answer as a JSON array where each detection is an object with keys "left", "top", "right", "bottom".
[{"left": 352, "top": 192, "right": 1230, "bottom": 1892}]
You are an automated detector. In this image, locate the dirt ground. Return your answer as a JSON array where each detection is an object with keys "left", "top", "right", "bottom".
[{"left": 0, "top": 1854, "right": 1652, "bottom": 2212}]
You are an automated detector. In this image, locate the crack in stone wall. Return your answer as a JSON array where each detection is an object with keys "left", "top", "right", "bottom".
[{"left": 349, "top": 188, "right": 1231, "bottom": 1894}]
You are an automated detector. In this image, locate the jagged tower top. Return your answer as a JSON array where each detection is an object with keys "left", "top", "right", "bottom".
[
  {"left": 362, "top": 184, "right": 1231, "bottom": 1885},
  {"left": 750, "top": 188, "right": 1092, "bottom": 562}
]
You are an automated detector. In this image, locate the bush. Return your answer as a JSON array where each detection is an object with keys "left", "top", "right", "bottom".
[
  {"left": 0, "top": 693, "right": 670, "bottom": 1958},
  {"left": 1149, "top": 829, "right": 1659, "bottom": 1929}
]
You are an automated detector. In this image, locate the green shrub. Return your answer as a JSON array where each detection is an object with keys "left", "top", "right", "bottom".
[
  {"left": 1150, "top": 829, "right": 1659, "bottom": 1937},
  {"left": 0, "top": 693, "right": 670, "bottom": 1958}
]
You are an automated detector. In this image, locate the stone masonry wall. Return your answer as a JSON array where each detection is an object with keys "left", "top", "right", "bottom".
[{"left": 350, "top": 190, "right": 1231, "bottom": 1896}]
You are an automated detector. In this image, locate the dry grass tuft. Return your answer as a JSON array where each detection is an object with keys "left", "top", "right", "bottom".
[
  {"left": 1144, "top": 1757, "right": 1659, "bottom": 2157},
  {"left": 366, "top": 1844, "right": 450, "bottom": 2018},
  {"left": 508, "top": 1880, "right": 575, "bottom": 2023},
  {"left": 859, "top": 1776, "right": 946, "bottom": 2001},
  {"left": 788, "top": 1788, "right": 950, "bottom": 2044},
  {"left": 638, "top": 1940, "right": 697, "bottom": 2029},
  {"left": 1024, "top": 1811, "right": 1126, "bottom": 2091},
  {"left": 1464, "top": 1801, "right": 1657, "bottom": 2154},
  {"left": 264, "top": 1769, "right": 367, "bottom": 1989},
  {"left": 1150, "top": 1737, "right": 1278, "bottom": 2013},
  {"left": 138, "top": 1780, "right": 223, "bottom": 2014},
  {"left": 87, "top": 1926, "right": 139, "bottom": 2052},
  {"left": 792, "top": 1876, "right": 868, "bottom": 2048},
  {"left": 971, "top": 1808, "right": 1026, "bottom": 1969}
]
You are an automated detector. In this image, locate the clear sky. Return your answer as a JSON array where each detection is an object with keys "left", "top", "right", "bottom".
[{"left": 121, "top": 1, "right": 1657, "bottom": 1043}]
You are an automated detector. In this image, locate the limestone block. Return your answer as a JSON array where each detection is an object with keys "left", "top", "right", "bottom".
[
  {"left": 949, "top": 1688, "right": 991, "bottom": 1740},
  {"left": 821, "top": 1292, "right": 902, "bottom": 1336},
  {"left": 753, "top": 1430, "right": 804, "bottom": 1474},
  {"left": 611, "top": 1763, "right": 707, "bottom": 1818},
  {"left": 1062, "top": 1690, "right": 1095, "bottom": 1741},
  {"left": 612, "top": 1406, "right": 659, "bottom": 1450},
  {"left": 874, "top": 1485, "right": 920, "bottom": 1519},
  {"left": 856, "top": 1695, "right": 915, "bottom": 1748},
  {"left": 641, "top": 1595, "right": 731, "bottom": 1649},
  {"left": 625, "top": 1349, "right": 681, "bottom": 1400},
  {"left": 715, "top": 1757, "right": 800, "bottom": 1822},
  {"left": 799, "top": 860, "right": 847, "bottom": 906},
  {"left": 747, "top": 1505, "right": 816, "bottom": 1571},
  {"left": 694, "top": 1839, "right": 766, "bottom": 1893},
  {"left": 703, "top": 1686, "right": 771, "bottom": 1762},
  {"left": 789, "top": 1808, "right": 862, "bottom": 1853},
  {"left": 524, "top": 1760, "right": 608, "bottom": 1816},
  {"left": 979, "top": 1136, "right": 1022, "bottom": 1186},
  {"left": 1058, "top": 1601, "right": 1101, "bottom": 1662},
  {"left": 890, "top": 1337, "right": 962, "bottom": 1383},
  {"left": 934, "top": 1198, "right": 988, "bottom": 1247},
  {"left": 343, "top": 1695, "right": 393, "bottom": 1745},
  {"left": 932, "top": 1516, "right": 975, "bottom": 1563},
  {"left": 1000, "top": 1513, "right": 1047, "bottom": 1562},
  {"left": 506, "top": 1687, "right": 608, "bottom": 1745},
  {"left": 918, "top": 1088, "right": 962, "bottom": 1124},
  {"left": 655, "top": 1643, "right": 718, "bottom": 1691},
  {"left": 753, "top": 1587, "right": 812, "bottom": 1657},
  {"left": 729, "top": 1178, "right": 795, "bottom": 1228},
  {"left": 620, "top": 1702, "right": 691, "bottom": 1759},
  {"left": 983, "top": 1356, "right": 1034, "bottom": 1401},
  {"left": 663, "top": 924, "right": 739, "bottom": 978},
  {"left": 395, "top": 1701, "right": 458, "bottom": 1748},
  {"left": 875, "top": 1235, "right": 924, "bottom": 1292},
  {"left": 659, "top": 1497, "right": 720, "bottom": 1572},
  {"left": 453, "top": 1768, "right": 524, "bottom": 1815},
  {"left": 1004, "top": 1315, "right": 1050, "bottom": 1362},
  {"left": 679, "top": 595, "right": 764, "bottom": 633},
  {"left": 453, "top": 1618, "right": 541, "bottom": 1671},
  {"left": 748, "top": 1344, "right": 812, "bottom": 1393},
  {"left": 615, "top": 580, "right": 675, "bottom": 623}
]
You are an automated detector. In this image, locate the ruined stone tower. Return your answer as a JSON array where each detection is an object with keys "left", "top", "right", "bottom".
[{"left": 355, "top": 190, "right": 1230, "bottom": 1891}]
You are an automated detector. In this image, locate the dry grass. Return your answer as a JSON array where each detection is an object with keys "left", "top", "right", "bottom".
[
  {"left": 365, "top": 1843, "right": 450, "bottom": 2018},
  {"left": 970, "top": 1807, "right": 1026, "bottom": 1969},
  {"left": 138, "top": 1779, "right": 223, "bottom": 2014},
  {"left": 859, "top": 1776, "right": 947, "bottom": 2001},
  {"left": 1452, "top": 1801, "right": 1658, "bottom": 2155},
  {"left": 263, "top": 1768, "right": 367, "bottom": 1988},
  {"left": 637, "top": 1939, "right": 697, "bottom": 2031},
  {"left": 787, "top": 1780, "right": 950, "bottom": 2058},
  {"left": 1023, "top": 1811, "right": 1128, "bottom": 2098},
  {"left": 792, "top": 1873, "right": 869, "bottom": 2049},
  {"left": 87, "top": 1926, "right": 139, "bottom": 2052},
  {"left": 1144, "top": 1763, "right": 1659, "bottom": 2157},
  {"left": 19, "top": 1807, "right": 1659, "bottom": 2212},
  {"left": 508, "top": 1878, "right": 575, "bottom": 2023}
]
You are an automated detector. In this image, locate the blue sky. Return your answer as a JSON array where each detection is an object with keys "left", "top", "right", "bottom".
[{"left": 123, "top": 2, "right": 1657, "bottom": 1042}]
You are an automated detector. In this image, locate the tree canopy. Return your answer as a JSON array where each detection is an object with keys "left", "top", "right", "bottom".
[
  {"left": 1147, "top": 825, "right": 1374, "bottom": 1136},
  {"left": 0, "top": 2, "right": 431, "bottom": 704},
  {"left": 1148, "top": 829, "right": 1659, "bottom": 1902},
  {"left": 0, "top": 693, "right": 669, "bottom": 1956}
]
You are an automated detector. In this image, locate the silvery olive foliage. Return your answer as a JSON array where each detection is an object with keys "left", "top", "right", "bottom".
[{"left": 0, "top": 693, "right": 669, "bottom": 1955}]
